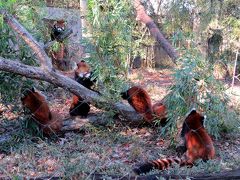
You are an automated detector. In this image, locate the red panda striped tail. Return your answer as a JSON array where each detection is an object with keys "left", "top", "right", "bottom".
[{"left": 133, "top": 157, "right": 182, "bottom": 175}]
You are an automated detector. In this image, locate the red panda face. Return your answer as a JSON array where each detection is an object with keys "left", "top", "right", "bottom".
[
  {"left": 53, "top": 20, "right": 65, "bottom": 31},
  {"left": 75, "top": 61, "right": 91, "bottom": 78}
]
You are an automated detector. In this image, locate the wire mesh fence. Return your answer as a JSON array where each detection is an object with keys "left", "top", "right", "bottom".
[{"left": 0, "top": 2, "right": 240, "bottom": 179}]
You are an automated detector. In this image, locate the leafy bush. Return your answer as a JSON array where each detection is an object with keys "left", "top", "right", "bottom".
[
  {"left": 83, "top": 0, "right": 135, "bottom": 103},
  {"left": 163, "top": 48, "right": 239, "bottom": 138}
]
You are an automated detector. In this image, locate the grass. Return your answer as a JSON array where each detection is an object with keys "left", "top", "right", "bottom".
[{"left": 1, "top": 116, "right": 239, "bottom": 178}]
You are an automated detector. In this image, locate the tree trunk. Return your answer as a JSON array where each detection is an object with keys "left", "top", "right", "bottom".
[
  {"left": 80, "top": 0, "right": 92, "bottom": 37},
  {"left": 133, "top": 0, "right": 179, "bottom": 63}
]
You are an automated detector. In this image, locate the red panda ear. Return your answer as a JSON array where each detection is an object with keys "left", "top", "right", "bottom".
[
  {"left": 31, "top": 87, "right": 35, "bottom": 92},
  {"left": 189, "top": 109, "right": 196, "bottom": 115},
  {"left": 186, "top": 108, "right": 196, "bottom": 117},
  {"left": 80, "top": 60, "right": 85, "bottom": 62},
  {"left": 201, "top": 115, "right": 206, "bottom": 125}
]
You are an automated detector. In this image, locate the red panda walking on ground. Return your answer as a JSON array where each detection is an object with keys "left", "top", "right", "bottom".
[
  {"left": 69, "top": 94, "right": 90, "bottom": 117},
  {"left": 121, "top": 86, "right": 167, "bottom": 124},
  {"left": 69, "top": 60, "right": 96, "bottom": 117},
  {"left": 21, "top": 87, "right": 63, "bottom": 136},
  {"left": 133, "top": 109, "right": 215, "bottom": 175}
]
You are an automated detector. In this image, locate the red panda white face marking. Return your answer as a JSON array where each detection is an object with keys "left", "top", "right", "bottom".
[
  {"left": 56, "top": 26, "right": 65, "bottom": 31},
  {"left": 75, "top": 61, "right": 91, "bottom": 79},
  {"left": 78, "top": 72, "right": 91, "bottom": 78}
]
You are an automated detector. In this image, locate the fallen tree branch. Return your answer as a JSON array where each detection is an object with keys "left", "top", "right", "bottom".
[
  {"left": 90, "top": 168, "right": 240, "bottom": 180},
  {"left": 0, "top": 54, "right": 141, "bottom": 122},
  {"left": 133, "top": 0, "right": 179, "bottom": 63}
]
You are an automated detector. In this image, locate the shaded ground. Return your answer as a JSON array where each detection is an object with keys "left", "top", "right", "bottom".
[{"left": 0, "top": 68, "right": 240, "bottom": 179}]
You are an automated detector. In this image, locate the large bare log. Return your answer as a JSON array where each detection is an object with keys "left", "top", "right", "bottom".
[
  {"left": 0, "top": 56, "right": 141, "bottom": 122},
  {"left": 0, "top": 168, "right": 239, "bottom": 179},
  {"left": 0, "top": 114, "right": 107, "bottom": 144},
  {"left": 133, "top": 0, "right": 179, "bottom": 63},
  {"left": 90, "top": 168, "right": 240, "bottom": 180}
]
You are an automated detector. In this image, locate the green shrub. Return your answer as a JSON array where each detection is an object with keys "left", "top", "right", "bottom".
[{"left": 163, "top": 48, "right": 239, "bottom": 138}]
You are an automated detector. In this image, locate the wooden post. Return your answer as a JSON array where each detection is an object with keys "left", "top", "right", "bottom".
[{"left": 231, "top": 49, "right": 239, "bottom": 92}]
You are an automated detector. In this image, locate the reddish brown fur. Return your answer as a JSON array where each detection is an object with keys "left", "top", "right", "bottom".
[
  {"left": 122, "top": 86, "right": 154, "bottom": 123},
  {"left": 55, "top": 20, "right": 65, "bottom": 27},
  {"left": 50, "top": 20, "right": 68, "bottom": 70},
  {"left": 152, "top": 102, "right": 167, "bottom": 124},
  {"left": 183, "top": 110, "right": 215, "bottom": 164},
  {"left": 21, "top": 88, "right": 63, "bottom": 135},
  {"left": 75, "top": 61, "right": 91, "bottom": 75},
  {"left": 70, "top": 95, "right": 80, "bottom": 110},
  {"left": 133, "top": 110, "right": 215, "bottom": 175},
  {"left": 69, "top": 61, "right": 93, "bottom": 117}
]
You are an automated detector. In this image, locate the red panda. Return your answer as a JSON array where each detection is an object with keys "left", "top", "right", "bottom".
[
  {"left": 133, "top": 109, "right": 215, "bottom": 175},
  {"left": 121, "top": 86, "right": 167, "bottom": 124},
  {"left": 74, "top": 60, "right": 95, "bottom": 90},
  {"left": 69, "top": 60, "right": 96, "bottom": 117},
  {"left": 49, "top": 20, "right": 70, "bottom": 71},
  {"left": 21, "top": 87, "right": 63, "bottom": 136},
  {"left": 121, "top": 86, "right": 154, "bottom": 123},
  {"left": 69, "top": 94, "right": 90, "bottom": 117},
  {"left": 152, "top": 102, "right": 167, "bottom": 126},
  {"left": 51, "top": 20, "right": 65, "bottom": 42}
]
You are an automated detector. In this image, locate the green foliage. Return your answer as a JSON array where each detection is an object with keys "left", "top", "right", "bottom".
[
  {"left": 0, "top": 0, "right": 17, "bottom": 10},
  {"left": 164, "top": 0, "right": 194, "bottom": 33},
  {"left": 84, "top": 0, "right": 135, "bottom": 102},
  {"left": 20, "top": 114, "right": 44, "bottom": 138},
  {"left": 0, "top": 1, "right": 46, "bottom": 104},
  {"left": 164, "top": 48, "right": 239, "bottom": 138},
  {"left": 51, "top": 41, "right": 62, "bottom": 52},
  {"left": 222, "top": 16, "right": 240, "bottom": 42},
  {"left": 14, "top": 1, "right": 47, "bottom": 41}
]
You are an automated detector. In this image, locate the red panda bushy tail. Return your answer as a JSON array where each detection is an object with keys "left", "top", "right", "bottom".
[{"left": 133, "top": 157, "right": 182, "bottom": 175}]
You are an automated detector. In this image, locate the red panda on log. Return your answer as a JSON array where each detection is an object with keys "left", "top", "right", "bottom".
[
  {"left": 121, "top": 86, "right": 153, "bottom": 123},
  {"left": 121, "top": 86, "right": 167, "bottom": 124},
  {"left": 69, "top": 60, "right": 96, "bottom": 117},
  {"left": 133, "top": 109, "right": 215, "bottom": 175},
  {"left": 21, "top": 87, "right": 63, "bottom": 136}
]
